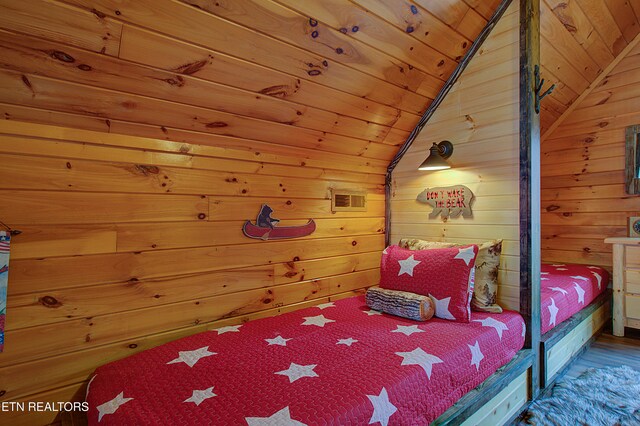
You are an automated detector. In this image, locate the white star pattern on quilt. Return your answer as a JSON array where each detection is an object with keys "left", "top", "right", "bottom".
[
  {"left": 574, "top": 282, "right": 586, "bottom": 305},
  {"left": 454, "top": 246, "right": 476, "bottom": 266},
  {"left": 552, "top": 264, "right": 566, "bottom": 267},
  {"left": 315, "top": 302, "right": 335, "bottom": 310},
  {"left": 301, "top": 314, "right": 335, "bottom": 327},
  {"left": 214, "top": 325, "right": 242, "bottom": 335},
  {"left": 382, "top": 247, "right": 389, "bottom": 254},
  {"left": 396, "top": 347, "right": 444, "bottom": 379},
  {"left": 275, "top": 363, "right": 319, "bottom": 383},
  {"left": 541, "top": 277, "right": 550, "bottom": 281},
  {"left": 367, "top": 388, "right": 397, "bottom": 426},
  {"left": 429, "top": 294, "right": 456, "bottom": 320},
  {"left": 397, "top": 254, "right": 421, "bottom": 276},
  {"left": 96, "top": 391, "right": 133, "bottom": 422},
  {"left": 587, "top": 266, "right": 600, "bottom": 269},
  {"left": 392, "top": 324, "right": 425, "bottom": 336},
  {"left": 468, "top": 341, "right": 484, "bottom": 371},
  {"left": 550, "top": 287, "right": 568, "bottom": 295},
  {"left": 556, "top": 268, "right": 568, "bottom": 271},
  {"left": 265, "top": 335, "right": 291, "bottom": 346},
  {"left": 548, "top": 298, "right": 559, "bottom": 327},
  {"left": 184, "top": 386, "right": 216, "bottom": 406},
  {"left": 521, "top": 320, "right": 526, "bottom": 338},
  {"left": 167, "top": 346, "right": 217, "bottom": 368},
  {"left": 473, "top": 317, "right": 508, "bottom": 340},
  {"left": 364, "top": 309, "right": 383, "bottom": 316},
  {"left": 591, "top": 271, "right": 602, "bottom": 289},
  {"left": 337, "top": 337, "right": 358, "bottom": 346},
  {"left": 246, "top": 407, "right": 307, "bottom": 426},
  {"left": 570, "top": 275, "right": 589, "bottom": 281},
  {"left": 541, "top": 271, "right": 549, "bottom": 275}
]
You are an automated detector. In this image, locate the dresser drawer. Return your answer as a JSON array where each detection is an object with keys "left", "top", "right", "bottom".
[
  {"left": 626, "top": 294, "right": 640, "bottom": 320},
  {"left": 627, "top": 247, "right": 640, "bottom": 268},
  {"left": 628, "top": 269, "right": 640, "bottom": 294}
]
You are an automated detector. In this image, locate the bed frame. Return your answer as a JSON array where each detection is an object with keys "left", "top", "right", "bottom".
[{"left": 540, "top": 290, "right": 612, "bottom": 389}]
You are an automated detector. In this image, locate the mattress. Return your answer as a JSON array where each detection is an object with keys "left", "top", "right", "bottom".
[
  {"left": 541, "top": 263, "right": 609, "bottom": 335},
  {"left": 86, "top": 296, "right": 525, "bottom": 425}
]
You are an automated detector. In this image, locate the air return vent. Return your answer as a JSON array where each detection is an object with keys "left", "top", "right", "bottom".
[{"left": 331, "top": 190, "right": 367, "bottom": 212}]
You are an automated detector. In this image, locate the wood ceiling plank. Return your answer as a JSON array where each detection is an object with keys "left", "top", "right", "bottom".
[
  {"left": 540, "top": 0, "right": 606, "bottom": 77},
  {"left": 0, "top": 69, "right": 397, "bottom": 160},
  {"left": 543, "top": 0, "right": 614, "bottom": 69},
  {"left": 540, "top": 37, "right": 590, "bottom": 94},
  {"left": 118, "top": 27, "right": 412, "bottom": 128},
  {"left": 345, "top": 0, "right": 471, "bottom": 61},
  {"left": 59, "top": 0, "right": 430, "bottom": 113},
  {"left": 411, "top": 0, "right": 470, "bottom": 29},
  {"left": 462, "top": 0, "right": 503, "bottom": 20},
  {"left": 177, "top": 0, "right": 449, "bottom": 94},
  {"left": 605, "top": 0, "right": 640, "bottom": 44},
  {"left": 575, "top": 0, "right": 625, "bottom": 55},
  {"left": 455, "top": 6, "right": 488, "bottom": 41},
  {"left": 0, "top": 0, "right": 121, "bottom": 56},
  {"left": 0, "top": 30, "right": 395, "bottom": 144}
]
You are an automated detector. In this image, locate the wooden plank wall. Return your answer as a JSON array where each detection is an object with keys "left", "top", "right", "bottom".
[
  {"left": 0, "top": 119, "right": 385, "bottom": 425},
  {"left": 0, "top": 1, "right": 506, "bottom": 424},
  {"left": 541, "top": 43, "right": 640, "bottom": 270},
  {"left": 390, "top": 2, "right": 520, "bottom": 310}
]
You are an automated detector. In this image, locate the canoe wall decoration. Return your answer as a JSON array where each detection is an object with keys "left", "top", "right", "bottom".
[{"left": 243, "top": 204, "right": 316, "bottom": 240}]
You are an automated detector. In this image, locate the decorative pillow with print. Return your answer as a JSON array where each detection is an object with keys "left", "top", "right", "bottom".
[
  {"left": 399, "top": 238, "right": 504, "bottom": 313},
  {"left": 380, "top": 244, "right": 478, "bottom": 322}
]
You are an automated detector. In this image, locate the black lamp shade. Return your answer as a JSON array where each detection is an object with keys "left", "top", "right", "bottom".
[{"left": 418, "top": 141, "right": 453, "bottom": 171}]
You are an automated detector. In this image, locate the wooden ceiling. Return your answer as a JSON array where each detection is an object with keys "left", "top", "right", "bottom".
[
  {"left": 0, "top": 0, "right": 637, "bottom": 166},
  {"left": 539, "top": 0, "right": 640, "bottom": 136}
]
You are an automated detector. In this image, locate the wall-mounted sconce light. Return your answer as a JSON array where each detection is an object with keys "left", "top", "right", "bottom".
[{"left": 418, "top": 141, "right": 453, "bottom": 171}]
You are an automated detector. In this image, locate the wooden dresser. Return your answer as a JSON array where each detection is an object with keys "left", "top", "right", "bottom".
[{"left": 604, "top": 237, "right": 640, "bottom": 336}]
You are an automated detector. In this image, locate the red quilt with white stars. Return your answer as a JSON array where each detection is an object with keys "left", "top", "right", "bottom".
[
  {"left": 85, "top": 296, "right": 524, "bottom": 425},
  {"left": 541, "top": 263, "right": 609, "bottom": 335}
]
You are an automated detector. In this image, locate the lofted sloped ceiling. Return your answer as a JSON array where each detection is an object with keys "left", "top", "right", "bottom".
[
  {"left": 0, "top": 0, "right": 502, "bottom": 174},
  {"left": 539, "top": 0, "right": 640, "bottom": 136},
  {"left": 0, "top": 0, "right": 636, "bottom": 168}
]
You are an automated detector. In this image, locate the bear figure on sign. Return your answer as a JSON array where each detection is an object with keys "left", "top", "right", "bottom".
[{"left": 256, "top": 204, "right": 280, "bottom": 229}]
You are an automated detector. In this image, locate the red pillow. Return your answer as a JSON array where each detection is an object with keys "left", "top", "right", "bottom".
[{"left": 380, "top": 244, "right": 478, "bottom": 322}]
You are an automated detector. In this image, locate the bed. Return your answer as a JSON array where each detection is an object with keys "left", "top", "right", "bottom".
[
  {"left": 539, "top": 263, "right": 611, "bottom": 388},
  {"left": 85, "top": 295, "right": 526, "bottom": 425}
]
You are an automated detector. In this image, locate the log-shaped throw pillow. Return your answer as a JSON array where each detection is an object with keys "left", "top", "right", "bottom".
[
  {"left": 399, "top": 238, "right": 504, "bottom": 314},
  {"left": 380, "top": 244, "right": 478, "bottom": 322},
  {"left": 365, "top": 286, "right": 435, "bottom": 321}
]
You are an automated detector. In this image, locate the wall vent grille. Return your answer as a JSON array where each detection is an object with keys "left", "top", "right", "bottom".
[{"left": 331, "top": 191, "right": 367, "bottom": 212}]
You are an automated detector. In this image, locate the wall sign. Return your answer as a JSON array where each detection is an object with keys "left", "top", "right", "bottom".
[
  {"left": 243, "top": 204, "right": 316, "bottom": 240},
  {"left": 416, "top": 185, "right": 475, "bottom": 219}
]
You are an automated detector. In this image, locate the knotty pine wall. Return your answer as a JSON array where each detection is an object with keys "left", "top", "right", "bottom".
[
  {"left": 541, "top": 42, "right": 640, "bottom": 271},
  {"left": 0, "top": 120, "right": 385, "bottom": 425},
  {"left": 390, "top": 2, "right": 520, "bottom": 310}
]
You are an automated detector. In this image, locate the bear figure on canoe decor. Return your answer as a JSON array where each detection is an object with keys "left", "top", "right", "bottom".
[
  {"left": 243, "top": 204, "right": 316, "bottom": 240},
  {"left": 416, "top": 185, "right": 475, "bottom": 219}
]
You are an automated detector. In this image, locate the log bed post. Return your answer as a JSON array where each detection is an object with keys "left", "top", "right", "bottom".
[{"left": 519, "top": 0, "right": 542, "bottom": 399}]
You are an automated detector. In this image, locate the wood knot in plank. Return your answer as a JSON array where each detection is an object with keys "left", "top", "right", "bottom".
[
  {"left": 205, "top": 121, "right": 228, "bottom": 128},
  {"left": 259, "top": 84, "right": 297, "bottom": 98},
  {"left": 134, "top": 164, "right": 160, "bottom": 176},
  {"left": 39, "top": 295, "right": 62, "bottom": 308},
  {"left": 546, "top": 204, "right": 560, "bottom": 212},
  {"left": 172, "top": 59, "right": 208, "bottom": 75},
  {"left": 49, "top": 50, "right": 75, "bottom": 63},
  {"left": 164, "top": 76, "right": 185, "bottom": 87}
]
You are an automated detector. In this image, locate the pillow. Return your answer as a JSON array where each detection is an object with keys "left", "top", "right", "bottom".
[
  {"left": 380, "top": 244, "right": 478, "bottom": 322},
  {"left": 399, "top": 238, "right": 504, "bottom": 313},
  {"left": 365, "top": 286, "right": 435, "bottom": 321}
]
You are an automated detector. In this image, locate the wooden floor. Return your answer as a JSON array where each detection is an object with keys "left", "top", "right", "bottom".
[{"left": 562, "top": 331, "right": 640, "bottom": 380}]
